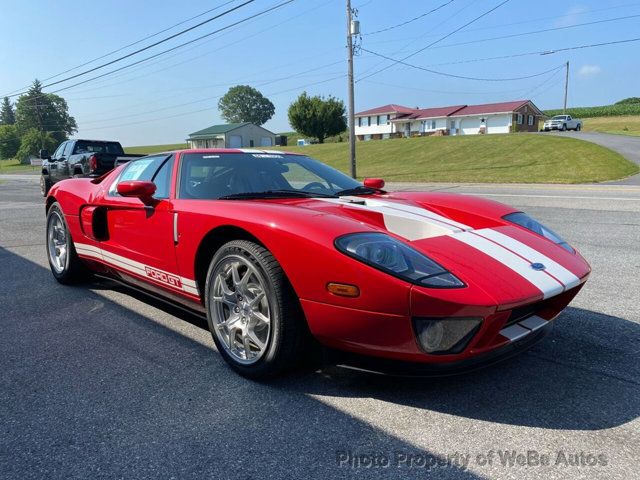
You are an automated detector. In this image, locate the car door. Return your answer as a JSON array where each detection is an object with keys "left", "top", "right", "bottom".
[
  {"left": 48, "top": 141, "right": 66, "bottom": 182},
  {"left": 98, "top": 155, "right": 181, "bottom": 293},
  {"left": 58, "top": 140, "right": 74, "bottom": 178}
]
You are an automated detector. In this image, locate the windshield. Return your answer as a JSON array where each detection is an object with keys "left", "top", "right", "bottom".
[
  {"left": 551, "top": 115, "right": 568, "bottom": 120},
  {"left": 179, "top": 152, "right": 361, "bottom": 199}
]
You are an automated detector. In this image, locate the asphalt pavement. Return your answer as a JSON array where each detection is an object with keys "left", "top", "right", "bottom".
[{"left": 0, "top": 175, "right": 638, "bottom": 479}]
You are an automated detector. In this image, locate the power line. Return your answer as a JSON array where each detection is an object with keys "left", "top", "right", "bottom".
[
  {"left": 360, "top": 48, "right": 565, "bottom": 81},
  {"left": 15, "top": 0, "right": 297, "bottom": 105},
  {"left": 57, "top": 0, "right": 332, "bottom": 101},
  {"left": 363, "top": 1, "right": 454, "bottom": 35},
  {"left": 406, "top": 37, "right": 640, "bottom": 67},
  {"left": 3, "top": 0, "right": 256, "bottom": 98},
  {"left": 356, "top": 0, "right": 479, "bottom": 79},
  {"left": 74, "top": 75, "right": 346, "bottom": 132},
  {"left": 414, "top": 13, "right": 640, "bottom": 52},
  {"left": 363, "top": 2, "right": 640, "bottom": 46},
  {"left": 2, "top": 0, "right": 242, "bottom": 95},
  {"left": 358, "top": 0, "right": 511, "bottom": 82}
]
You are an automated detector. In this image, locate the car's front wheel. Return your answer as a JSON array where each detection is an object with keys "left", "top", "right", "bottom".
[
  {"left": 204, "top": 240, "right": 308, "bottom": 378},
  {"left": 46, "top": 203, "right": 88, "bottom": 284},
  {"left": 40, "top": 174, "right": 52, "bottom": 197}
]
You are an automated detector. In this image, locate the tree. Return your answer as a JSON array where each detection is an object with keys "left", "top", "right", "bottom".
[
  {"left": 287, "top": 92, "right": 346, "bottom": 143},
  {"left": 218, "top": 85, "right": 275, "bottom": 126},
  {"left": 15, "top": 79, "right": 77, "bottom": 144},
  {"left": 0, "top": 97, "right": 15, "bottom": 125},
  {"left": 0, "top": 125, "right": 20, "bottom": 159},
  {"left": 16, "top": 128, "right": 57, "bottom": 164}
]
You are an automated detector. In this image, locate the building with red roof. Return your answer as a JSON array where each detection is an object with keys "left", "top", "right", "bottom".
[{"left": 354, "top": 100, "right": 544, "bottom": 140}]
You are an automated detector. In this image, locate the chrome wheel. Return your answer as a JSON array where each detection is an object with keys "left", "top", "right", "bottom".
[
  {"left": 47, "top": 210, "right": 68, "bottom": 274},
  {"left": 209, "top": 256, "right": 271, "bottom": 365}
]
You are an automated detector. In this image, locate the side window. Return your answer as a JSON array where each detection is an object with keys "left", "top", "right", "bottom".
[
  {"left": 108, "top": 155, "right": 169, "bottom": 196},
  {"left": 63, "top": 141, "right": 74, "bottom": 158},
  {"left": 150, "top": 156, "right": 174, "bottom": 199},
  {"left": 52, "top": 142, "right": 66, "bottom": 160}
]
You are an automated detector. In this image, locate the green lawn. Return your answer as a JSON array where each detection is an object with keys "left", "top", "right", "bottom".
[
  {"left": 124, "top": 143, "right": 189, "bottom": 154},
  {"left": 582, "top": 116, "right": 640, "bottom": 136},
  {"left": 0, "top": 159, "right": 39, "bottom": 174},
  {"left": 277, "top": 134, "right": 638, "bottom": 183}
]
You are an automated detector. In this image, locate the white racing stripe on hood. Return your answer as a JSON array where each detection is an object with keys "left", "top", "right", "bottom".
[
  {"left": 318, "top": 197, "right": 470, "bottom": 240},
  {"left": 473, "top": 229, "right": 581, "bottom": 289},
  {"left": 452, "top": 232, "right": 565, "bottom": 299}
]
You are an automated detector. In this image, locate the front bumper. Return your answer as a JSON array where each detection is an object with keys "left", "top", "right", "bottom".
[
  {"left": 301, "top": 284, "right": 583, "bottom": 370},
  {"left": 325, "top": 320, "right": 552, "bottom": 376}
]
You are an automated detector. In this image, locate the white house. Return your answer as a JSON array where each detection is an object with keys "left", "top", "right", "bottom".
[
  {"left": 355, "top": 100, "right": 544, "bottom": 139},
  {"left": 354, "top": 104, "right": 416, "bottom": 140}
]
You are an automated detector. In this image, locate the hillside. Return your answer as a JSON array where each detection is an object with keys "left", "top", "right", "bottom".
[
  {"left": 582, "top": 116, "right": 640, "bottom": 136},
  {"left": 124, "top": 143, "right": 189, "bottom": 154},
  {"left": 278, "top": 134, "right": 637, "bottom": 183}
]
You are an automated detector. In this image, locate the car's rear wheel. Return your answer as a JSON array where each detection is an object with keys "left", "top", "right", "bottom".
[
  {"left": 40, "top": 174, "right": 52, "bottom": 197},
  {"left": 46, "top": 203, "right": 88, "bottom": 284},
  {"left": 204, "top": 240, "right": 307, "bottom": 378}
]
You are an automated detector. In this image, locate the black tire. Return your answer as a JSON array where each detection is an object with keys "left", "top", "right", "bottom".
[
  {"left": 40, "top": 174, "right": 52, "bottom": 197},
  {"left": 45, "top": 203, "right": 88, "bottom": 284},
  {"left": 204, "top": 240, "right": 309, "bottom": 379}
]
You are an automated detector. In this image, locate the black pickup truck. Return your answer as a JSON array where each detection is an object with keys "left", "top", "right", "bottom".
[{"left": 39, "top": 139, "right": 145, "bottom": 196}]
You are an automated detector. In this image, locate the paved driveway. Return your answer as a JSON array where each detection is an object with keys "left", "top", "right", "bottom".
[{"left": 549, "top": 131, "right": 640, "bottom": 185}]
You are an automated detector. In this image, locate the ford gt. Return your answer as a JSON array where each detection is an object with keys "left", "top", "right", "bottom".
[{"left": 45, "top": 149, "right": 590, "bottom": 378}]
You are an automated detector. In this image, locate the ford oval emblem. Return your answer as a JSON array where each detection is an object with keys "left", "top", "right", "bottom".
[{"left": 531, "top": 262, "right": 546, "bottom": 271}]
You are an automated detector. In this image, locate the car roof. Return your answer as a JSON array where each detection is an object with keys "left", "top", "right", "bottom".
[{"left": 159, "top": 148, "right": 303, "bottom": 156}]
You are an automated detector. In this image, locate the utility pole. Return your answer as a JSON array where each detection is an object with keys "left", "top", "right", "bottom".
[
  {"left": 563, "top": 61, "right": 569, "bottom": 114},
  {"left": 346, "top": 0, "right": 357, "bottom": 179}
]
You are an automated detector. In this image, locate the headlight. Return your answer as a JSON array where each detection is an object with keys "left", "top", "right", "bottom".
[
  {"left": 335, "top": 233, "right": 465, "bottom": 288},
  {"left": 413, "top": 317, "right": 482, "bottom": 354},
  {"left": 504, "top": 212, "right": 574, "bottom": 253}
]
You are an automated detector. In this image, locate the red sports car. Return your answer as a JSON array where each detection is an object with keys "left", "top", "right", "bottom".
[{"left": 45, "top": 149, "right": 590, "bottom": 378}]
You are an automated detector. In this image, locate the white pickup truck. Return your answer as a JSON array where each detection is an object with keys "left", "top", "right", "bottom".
[{"left": 543, "top": 115, "right": 583, "bottom": 132}]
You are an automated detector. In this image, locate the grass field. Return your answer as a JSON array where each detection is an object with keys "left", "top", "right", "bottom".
[
  {"left": 545, "top": 103, "right": 640, "bottom": 118},
  {"left": 0, "top": 159, "right": 39, "bottom": 174},
  {"left": 124, "top": 143, "right": 188, "bottom": 154},
  {"left": 277, "top": 134, "right": 638, "bottom": 183},
  {"left": 582, "top": 116, "right": 640, "bottom": 136}
]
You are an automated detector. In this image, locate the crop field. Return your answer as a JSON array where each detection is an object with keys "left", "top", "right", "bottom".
[{"left": 545, "top": 103, "right": 640, "bottom": 118}]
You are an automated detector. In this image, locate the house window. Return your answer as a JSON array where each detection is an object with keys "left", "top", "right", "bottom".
[
  {"left": 431, "top": 120, "right": 436, "bottom": 130},
  {"left": 367, "top": 116, "right": 371, "bottom": 126},
  {"left": 358, "top": 117, "right": 362, "bottom": 127},
  {"left": 376, "top": 115, "right": 380, "bottom": 125},
  {"left": 363, "top": 134, "right": 372, "bottom": 141},
  {"left": 516, "top": 113, "right": 523, "bottom": 125},
  {"left": 528, "top": 115, "right": 534, "bottom": 126},
  {"left": 386, "top": 115, "right": 391, "bottom": 125}
]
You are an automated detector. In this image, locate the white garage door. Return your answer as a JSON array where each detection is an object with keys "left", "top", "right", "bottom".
[
  {"left": 229, "top": 135, "right": 242, "bottom": 148},
  {"left": 459, "top": 118, "right": 479, "bottom": 135},
  {"left": 260, "top": 137, "right": 273, "bottom": 147},
  {"left": 487, "top": 115, "right": 510, "bottom": 134}
]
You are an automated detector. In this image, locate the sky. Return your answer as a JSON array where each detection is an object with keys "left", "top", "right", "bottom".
[{"left": 0, "top": 0, "right": 638, "bottom": 146}]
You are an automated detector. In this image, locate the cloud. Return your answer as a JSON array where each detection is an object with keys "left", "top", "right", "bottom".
[
  {"left": 555, "top": 6, "right": 587, "bottom": 27},
  {"left": 578, "top": 65, "right": 602, "bottom": 78}
]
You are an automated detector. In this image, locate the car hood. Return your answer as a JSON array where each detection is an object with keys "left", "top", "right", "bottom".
[{"left": 286, "top": 191, "right": 590, "bottom": 305}]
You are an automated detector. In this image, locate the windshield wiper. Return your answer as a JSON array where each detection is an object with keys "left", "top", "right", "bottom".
[
  {"left": 335, "top": 185, "right": 385, "bottom": 196},
  {"left": 218, "top": 189, "right": 337, "bottom": 200}
]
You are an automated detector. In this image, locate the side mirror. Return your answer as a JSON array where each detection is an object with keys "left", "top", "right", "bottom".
[
  {"left": 39, "top": 149, "right": 50, "bottom": 160},
  {"left": 363, "top": 178, "right": 385, "bottom": 190},
  {"left": 117, "top": 180, "right": 156, "bottom": 204}
]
